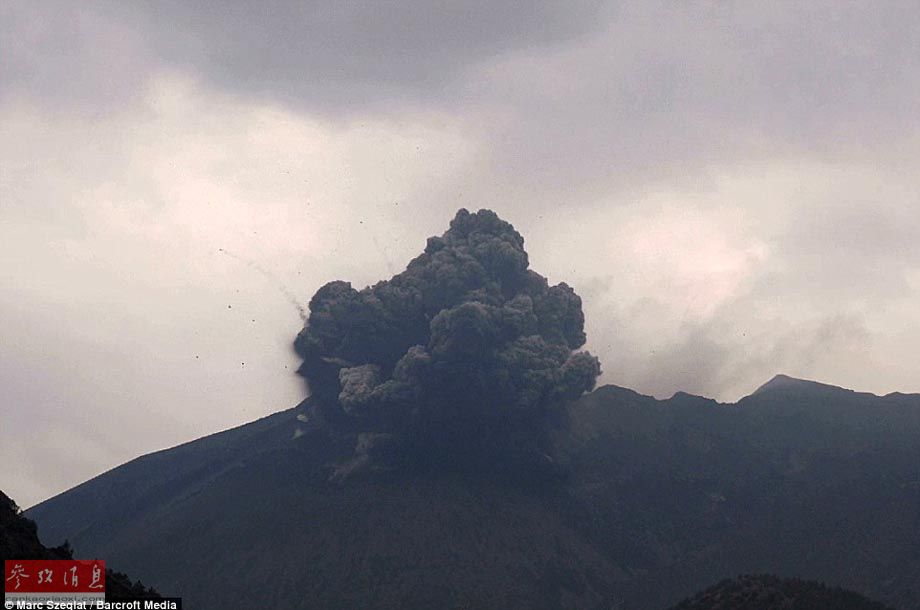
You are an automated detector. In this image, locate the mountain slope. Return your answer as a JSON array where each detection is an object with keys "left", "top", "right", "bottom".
[
  {"left": 26, "top": 403, "right": 625, "bottom": 609},
  {"left": 27, "top": 378, "right": 920, "bottom": 609}
]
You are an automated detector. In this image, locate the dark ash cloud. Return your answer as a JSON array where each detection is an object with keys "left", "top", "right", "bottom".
[{"left": 294, "top": 209, "right": 600, "bottom": 473}]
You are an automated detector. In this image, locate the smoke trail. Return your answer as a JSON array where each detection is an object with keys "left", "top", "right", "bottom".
[
  {"left": 218, "top": 248, "right": 308, "bottom": 321},
  {"left": 365, "top": 227, "right": 396, "bottom": 275}
]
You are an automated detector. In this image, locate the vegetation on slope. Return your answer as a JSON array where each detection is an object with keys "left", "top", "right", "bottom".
[
  {"left": 1, "top": 490, "right": 160, "bottom": 600},
  {"left": 670, "top": 574, "right": 895, "bottom": 610}
]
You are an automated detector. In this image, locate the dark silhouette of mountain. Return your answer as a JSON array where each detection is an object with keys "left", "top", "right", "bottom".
[
  {"left": 1, "top": 490, "right": 160, "bottom": 600},
  {"left": 669, "top": 574, "right": 895, "bottom": 610},
  {"left": 25, "top": 376, "right": 920, "bottom": 609}
]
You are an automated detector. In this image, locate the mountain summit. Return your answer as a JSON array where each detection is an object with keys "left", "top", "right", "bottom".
[{"left": 750, "top": 374, "right": 850, "bottom": 396}]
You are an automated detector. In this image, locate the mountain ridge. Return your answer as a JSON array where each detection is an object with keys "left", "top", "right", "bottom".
[
  {"left": 750, "top": 373, "right": 920, "bottom": 401},
  {"left": 27, "top": 371, "right": 911, "bottom": 515}
]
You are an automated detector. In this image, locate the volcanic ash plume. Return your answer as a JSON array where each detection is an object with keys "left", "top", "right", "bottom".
[{"left": 294, "top": 208, "right": 601, "bottom": 471}]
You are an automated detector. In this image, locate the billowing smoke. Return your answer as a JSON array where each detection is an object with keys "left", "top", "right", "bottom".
[{"left": 294, "top": 209, "right": 600, "bottom": 472}]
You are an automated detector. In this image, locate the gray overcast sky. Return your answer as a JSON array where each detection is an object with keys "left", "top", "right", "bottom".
[{"left": 2, "top": 1, "right": 919, "bottom": 508}]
